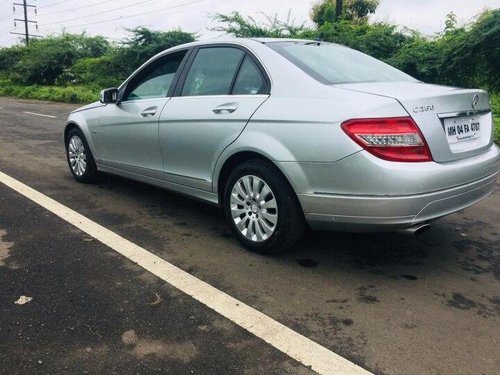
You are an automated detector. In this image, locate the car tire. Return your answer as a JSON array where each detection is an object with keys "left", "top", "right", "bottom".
[
  {"left": 65, "top": 128, "right": 98, "bottom": 183},
  {"left": 223, "top": 159, "right": 305, "bottom": 254}
]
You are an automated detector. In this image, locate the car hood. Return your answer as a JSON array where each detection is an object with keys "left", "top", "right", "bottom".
[{"left": 71, "top": 101, "right": 105, "bottom": 114}]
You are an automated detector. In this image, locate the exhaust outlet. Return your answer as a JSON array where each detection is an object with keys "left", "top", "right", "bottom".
[{"left": 401, "top": 223, "right": 431, "bottom": 236}]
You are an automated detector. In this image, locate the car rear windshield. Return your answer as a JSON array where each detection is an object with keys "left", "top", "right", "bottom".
[{"left": 267, "top": 41, "right": 417, "bottom": 85}]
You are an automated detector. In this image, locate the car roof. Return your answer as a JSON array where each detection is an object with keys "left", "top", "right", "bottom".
[
  {"left": 248, "top": 37, "right": 315, "bottom": 44},
  {"left": 165, "top": 37, "right": 315, "bottom": 51}
]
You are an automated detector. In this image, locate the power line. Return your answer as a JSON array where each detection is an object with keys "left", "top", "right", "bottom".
[
  {"left": 40, "top": 0, "right": 156, "bottom": 27},
  {"left": 38, "top": 0, "right": 71, "bottom": 9},
  {"left": 40, "top": 0, "right": 126, "bottom": 17},
  {"left": 0, "top": 12, "right": 14, "bottom": 23},
  {"left": 0, "top": 2, "right": 14, "bottom": 22},
  {"left": 0, "top": 25, "right": 11, "bottom": 33},
  {"left": 42, "top": 0, "right": 206, "bottom": 32}
]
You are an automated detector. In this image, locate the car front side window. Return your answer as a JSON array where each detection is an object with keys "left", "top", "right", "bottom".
[{"left": 124, "top": 51, "right": 187, "bottom": 101}]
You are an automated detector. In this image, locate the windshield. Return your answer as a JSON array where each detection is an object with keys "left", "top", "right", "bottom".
[{"left": 268, "top": 41, "right": 417, "bottom": 85}]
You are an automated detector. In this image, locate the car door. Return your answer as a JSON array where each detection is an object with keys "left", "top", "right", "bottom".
[
  {"left": 97, "top": 50, "right": 188, "bottom": 179},
  {"left": 158, "top": 46, "right": 270, "bottom": 191}
]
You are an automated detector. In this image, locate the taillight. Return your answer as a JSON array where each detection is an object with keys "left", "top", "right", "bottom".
[{"left": 341, "top": 117, "right": 433, "bottom": 162}]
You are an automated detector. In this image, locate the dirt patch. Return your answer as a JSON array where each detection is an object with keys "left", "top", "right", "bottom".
[
  {"left": 400, "top": 274, "right": 418, "bottom": 281},
  {"left": 0, "top": 229, "right": 18, "bottom": 269},
  {"left": 121, "top": 329, "right": 197, "bottom": 363},
  {"left": 358, "top": 285, "right": 380, "bottom": 304},
  {"left": 446, "top": 293, "right": 478, "bottom": 310},
  {"left": 296, "top": 258, "right": 318, "bottom": 267}
]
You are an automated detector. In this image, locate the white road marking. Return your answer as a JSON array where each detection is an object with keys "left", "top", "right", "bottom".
[
  {"left": 0, "top": 170, "right": 371, "bottom": 375},
  {"left": 22, "top": 111, "right": 57, "bottom": 119}
]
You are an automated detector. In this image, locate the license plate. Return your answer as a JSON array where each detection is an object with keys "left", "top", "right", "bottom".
[{"left": 444, "top": 115, "right": 481, "bottom": 144}]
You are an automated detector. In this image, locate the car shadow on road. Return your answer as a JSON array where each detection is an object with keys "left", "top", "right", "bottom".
[{"left": 88, "top": 172, "right": 496, "bottom": 285}]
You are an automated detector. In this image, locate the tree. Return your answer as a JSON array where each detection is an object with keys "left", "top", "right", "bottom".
[
  {"left": 440, "top": 9, "right": 499, "bottom": 91},
  {"left": 9, "top": 33, "right": 110, "bottom": 85},
  {"left": 389, "top": 9, "right": 499, "bottom": 92},
  {"left": 311, "top": 0, "right": 380, "bottom": 26},
  {"left": 0, "top": 45, "right": 26, "bottom": 76},
  {"left": 211, "top": 11, "right": 305, "bottom": 38},
  {"left": 115, "top": 27, "right": 196, "bottom": 75},
  {"left": 444, "top": 11, "right": 458, "bottom": 33},
  {"left": 212, "top": 9, "right": 413, "bottom": 61},
  {"left": 301, "top": 20, "right": 414, "bottom": 61},
  {"left": 71, "top": 28, "right": 196, "bottom": 87}
]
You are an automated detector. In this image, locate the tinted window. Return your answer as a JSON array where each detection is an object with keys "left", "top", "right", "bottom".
[
  {"left": 182, "top": 47, "right": 244, "bottom": 96},
  {"left": 232, "top": 56, "right": 267, "bottom": 95},
  {"left": 125, "top": 51, "right": 186, "bottom": 101},
  {"left": 268, "top": 42, "right": 417, "bottom": 85}
]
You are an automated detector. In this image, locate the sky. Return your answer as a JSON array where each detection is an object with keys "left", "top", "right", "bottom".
[{"left": 0, "top": 0, "right": 499, "bottom": 47}]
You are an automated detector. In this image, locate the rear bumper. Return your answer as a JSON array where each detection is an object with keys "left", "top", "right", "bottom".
[
  {"left": 298, "top": 171, "right": 498, "bottom": 231},
  {"left": 277, "top": 144, "right": 500, "bottom": 232}
]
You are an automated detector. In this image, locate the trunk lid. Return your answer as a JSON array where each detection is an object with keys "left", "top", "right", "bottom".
[{"left": 336, "top": 82, "right": 493, "bottom": 162}]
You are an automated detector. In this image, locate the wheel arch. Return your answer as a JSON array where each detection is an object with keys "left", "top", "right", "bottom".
[
  {"left": 63, "top": 122, "right": 80, "bottom": 145},
  {"left": 63, "top": 120, "right": 99, "bottom": 161},
  {"left": 215, "top": 150, "right": 302, "bottom": 210}
]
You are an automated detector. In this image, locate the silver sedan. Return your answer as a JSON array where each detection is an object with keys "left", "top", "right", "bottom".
[{"left": 64, "top": 38, "right": 500, "bottom": 253}]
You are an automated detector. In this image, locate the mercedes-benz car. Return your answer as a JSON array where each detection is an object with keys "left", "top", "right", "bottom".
[{"left": 64, "top": 38, "right": 500, "bottom": 253}]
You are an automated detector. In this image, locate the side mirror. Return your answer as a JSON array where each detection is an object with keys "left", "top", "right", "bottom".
[{"left": 100, "top": 88, "right": 118, "bottom": 104}]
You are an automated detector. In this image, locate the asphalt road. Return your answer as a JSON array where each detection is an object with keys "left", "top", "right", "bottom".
[{"left": 0, "top": 97, "right": 499, "bottom": 374}]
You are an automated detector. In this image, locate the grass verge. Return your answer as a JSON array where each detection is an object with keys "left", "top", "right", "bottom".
[{"left": 0, "top": 80, "right": 99, "bottom": 104}]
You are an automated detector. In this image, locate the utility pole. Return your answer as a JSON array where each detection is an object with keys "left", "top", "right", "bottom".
[{"left": 11, "top": 0, "right": 39, "bottom": 45}]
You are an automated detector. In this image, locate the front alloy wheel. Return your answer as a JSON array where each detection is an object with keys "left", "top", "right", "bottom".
[
  {"left": 68, "top": 135, "right": 87, "bottom": 177},
  {"left": 65, "top": 128, "right": 97, "bottom": 183}
]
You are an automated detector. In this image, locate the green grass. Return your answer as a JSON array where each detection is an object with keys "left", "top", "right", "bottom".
[{"left": 0, "top": 80, "right": 99, "bottom": 104}]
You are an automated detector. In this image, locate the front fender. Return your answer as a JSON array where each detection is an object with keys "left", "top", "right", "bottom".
[{"left": 64, "top": 105, "right": 105, "bottom": 161}]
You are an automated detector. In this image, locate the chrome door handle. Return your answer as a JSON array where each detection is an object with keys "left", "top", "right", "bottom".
[
  {"left": 141, "top": 106, "right": 157, "bottom": 117},
  {"left": 212, "top": 103, "right": 238, "bottom": 114}
]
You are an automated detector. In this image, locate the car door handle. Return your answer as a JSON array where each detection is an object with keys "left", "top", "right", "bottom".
[
  {"left": 141, "top": 106, "right": 157, "bottom": 117},
  {"left": 212, "top": 103, "right": 238, "bottom": 114}
]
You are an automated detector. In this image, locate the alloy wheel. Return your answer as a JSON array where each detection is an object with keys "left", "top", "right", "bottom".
[
  {"left": 230, "top": 175, "right": 278, "bottom": 242},
  {"left": 68, "top": 135, "right": 87, "bottom": 177}
]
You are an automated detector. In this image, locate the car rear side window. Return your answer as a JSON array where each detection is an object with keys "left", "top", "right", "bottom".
[
  {"left": 181, "top": 47, "right": 244, "bottom": 96},
  {"left": 231, "top": 55, "right": 267, "bottom": 95},
  {"left": 124, "top": 51, "right": 187, "bottom": 101}
]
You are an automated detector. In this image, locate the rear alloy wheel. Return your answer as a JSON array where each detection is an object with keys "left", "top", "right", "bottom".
[
  {"left": 224, "top": 160, "right": 304, "bottom": 254},
  {"left": 66, "top": 128, "right": 97, "bottom": 183}
]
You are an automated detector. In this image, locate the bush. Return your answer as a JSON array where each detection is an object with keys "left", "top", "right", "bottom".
[
  {"left": 70, "top": 54, "right": 125, "bottom": 88},
  {"left": 300, "top": 20, "right": 415, "bottom": 61},
  {"left": 0, "top": 45, "right": 26, "bottom": 75},
  {"left": 8, "top": 34, "right": 110, "bottom": 86},
  {"left": 389, "top": 9, "right": 500, "bottom": 92},
  {"left": 210, "top": 11, "right": 306, "bottom": 38}
]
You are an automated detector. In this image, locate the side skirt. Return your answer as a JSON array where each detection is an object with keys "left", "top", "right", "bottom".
[{"left": 96, "top": 162, "right": 219, "bottom": 206}]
